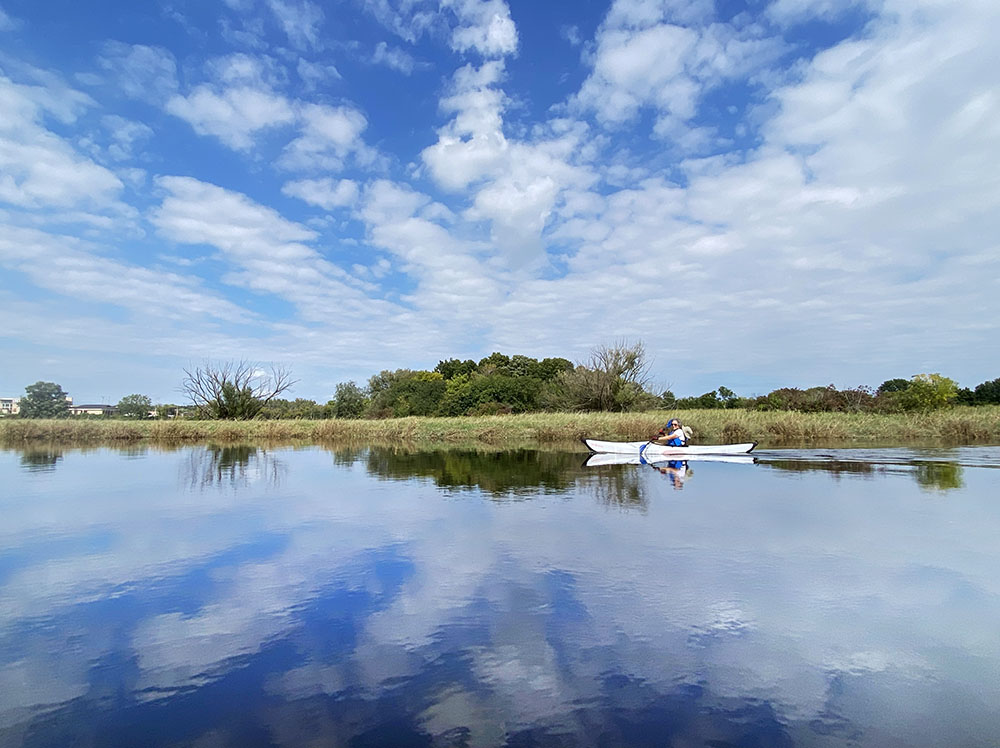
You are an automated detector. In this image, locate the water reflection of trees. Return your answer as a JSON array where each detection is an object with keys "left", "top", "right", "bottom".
[
  {"left": 357, "top": 447, "right": 654, "bottom": 510},
  {"left": 184, "top": 444, "right": 286, "bottom": 490},
  {"left": 18, "top": 447, "right": 64, "bottom": 472},
  {"left": 361, "top": 448, "right": 580, "bottom": 498},
  {"left": 577, "top": 466, "right": 648, "bottom": 511},
  {"left": 759, "top": 458, "right": 965, "bottom": 492},
  {"left": 914, "top": 461, "right": 964, "bottom": 492}
]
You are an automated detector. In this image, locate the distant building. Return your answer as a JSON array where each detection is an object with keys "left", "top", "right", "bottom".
[
  {"left": 0, "top": 397, "right": 20, "bottom": 416},
  {"left": 69, "top": 404, "right": 118, "bottom": 416}
]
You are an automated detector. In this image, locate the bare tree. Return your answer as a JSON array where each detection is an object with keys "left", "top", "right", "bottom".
[
  {"left": 181, "top": 361, "right": 297, "bottom": 419},
  {"left": 547, "top": 341, "right": 658, "bottom": 412}
]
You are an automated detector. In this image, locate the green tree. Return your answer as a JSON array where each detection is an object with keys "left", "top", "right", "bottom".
[
  {"left": 434, "top": 358, "right": 477, "bottom": 380},
  {"left": 878, "top": 378, "right": 911, "bottom": 393},
  {"left": 332, "top": 381, "right": 368, "bottom": 418},
  {"left": 366, "top": 370, "right": 446, "bottom": 418},
  {"left": 717, "top": 386, "right": 738, "bottom": 408},
  {"left": 972, "top": 377, "right": 1000, "bottom": 404},
  {"left": 117, "top": 393, "right": 152, "bottom": 418},
  {"left": 19, "top": 381, "right": 70, "bottom": 418},
  {"left": 897, "top": 373, "right": 958, "bottom": 411}
]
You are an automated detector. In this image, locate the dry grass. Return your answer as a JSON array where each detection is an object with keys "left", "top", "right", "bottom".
[{"left": 2, "top": 406, "right": 999, "bottom": 448}]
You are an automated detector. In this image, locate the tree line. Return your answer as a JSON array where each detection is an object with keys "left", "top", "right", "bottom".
[{"left": 9, "top": 343, "right": 1000, "bottom": 420}]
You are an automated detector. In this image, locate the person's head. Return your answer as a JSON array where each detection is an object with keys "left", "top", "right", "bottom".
[{"left": 668, "top": 419, "right": 679, "bottom": 429}]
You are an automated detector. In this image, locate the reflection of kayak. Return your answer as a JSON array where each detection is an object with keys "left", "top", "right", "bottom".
[
  {"left": 584, "top": 452, "right": 756, "bottom": 467},
  {"left": 582, "top": 438, "right": 757, "bottom": 456}
]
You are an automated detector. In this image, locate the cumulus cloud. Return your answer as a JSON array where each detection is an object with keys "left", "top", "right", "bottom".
[
  {"left": 573, "top": 0, "right": 780, "bottom": 146},
  {"left": 282, "top": 177, "right": 359, "bottom": 209},
  {"left": 444, "top": 0, "right": 518, "bottom": 57},
  {"left": 421, "top": 61, "right": 509, "bottom": 191},
  {"left": 167, "top": 83, "right": 296, "bottom": 150},
  {"left": 278, "top": 103, "right": 370, "bottom": 170}
]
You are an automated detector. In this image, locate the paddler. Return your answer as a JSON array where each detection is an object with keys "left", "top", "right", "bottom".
[{"left": 652, "top": 418, "right": 688, "bottom": 447}]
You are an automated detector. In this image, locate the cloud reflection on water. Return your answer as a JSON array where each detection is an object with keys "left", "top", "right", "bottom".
[{"left": 1, "top": 445, "right": 999, "bottom": 746}]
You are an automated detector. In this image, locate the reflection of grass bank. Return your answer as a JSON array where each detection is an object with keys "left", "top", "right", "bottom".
[{"left": 1, "top": 407, "right": 999, "bottom": 447}]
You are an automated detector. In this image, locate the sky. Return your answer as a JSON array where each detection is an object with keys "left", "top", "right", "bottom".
[{"left": 0, "top": 0, "right": 998, "bottom": 404}]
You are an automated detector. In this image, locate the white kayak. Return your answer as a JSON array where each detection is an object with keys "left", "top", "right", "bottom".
[
  {"left": 584, "top": 452, "right": 756, "bottom": 467},
  {"left": 582, "top": 438, "right": 757, "bottom": 457}
]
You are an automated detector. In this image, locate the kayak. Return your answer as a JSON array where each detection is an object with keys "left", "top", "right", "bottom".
[
  {"left": 582, "top": 438, "right": 757, "bottom": 457},
  {"left": 584, "top": 452, "right": 756, "bottom": 467}
]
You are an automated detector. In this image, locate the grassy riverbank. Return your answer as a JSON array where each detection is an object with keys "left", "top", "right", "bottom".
[{"left": 2, "top": 407, "right": 999, "bottom": 447}]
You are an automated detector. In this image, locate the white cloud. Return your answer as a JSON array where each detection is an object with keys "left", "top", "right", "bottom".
[
  {"left": 0, "top": 74, "right": 123, "bottom": 210},
  {"left": 421, "top": 61, "right": 509, "bottom": 191},
  {"left": 101, "top": 115, "right": 154, "bottom": 161},
  {"left": 97, "top": 42, "right": 179, "bottom": 103},
  {"left": 767, "top": 0, "right": 874, "bottom": 26},
  {"left": 358, "top": 0, "right": 439, "bottom": 44},
  {"left": 372, "top": 41, "right": 416, "bottom": 75},
  {"left": 297, "top": 58, "right": 341, "bottom": 89},
  {"left": 573, "top": 0, "right": 781, "bottom": 147},
  {"left": 265, "top": 0, "right": 325, "bottom": 50},
  {"left": 283, "top": 177, "right": 359, "bottom": 209},
  {"left": 150, "top": 176, "right": 408, "bottom": 337},
  {"left": 359, "top": 179, "right": 501, "bottom": 318},
  {"left": 278, "top": 102, "right": 369, "bottom": 171},
  {"left": 444, "top": 0, "right": 518, "bottom": 57},
  {"left": 167, "top": 84, "right": 296, "bottom": 150},
  {"left": 0, "top": 223, "right": 249, "bottom": 323}
]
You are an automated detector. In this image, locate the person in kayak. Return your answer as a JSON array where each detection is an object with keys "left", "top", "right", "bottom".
[{"left": 652, "top": 418, "right": 688, "bottom": 447}]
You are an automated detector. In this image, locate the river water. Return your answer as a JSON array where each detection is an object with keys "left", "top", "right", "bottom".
[{"left": 2, "top": 444, "right": 999, "bottom": 747}]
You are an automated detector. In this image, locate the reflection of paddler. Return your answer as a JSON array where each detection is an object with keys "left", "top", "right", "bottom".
[{"left": 653, "top": 460, "right": 690, "bottom": 489}]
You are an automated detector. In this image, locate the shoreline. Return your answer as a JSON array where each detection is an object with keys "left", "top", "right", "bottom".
[{"left": 2, "top": 407, "right": 999, "bottom": 448}]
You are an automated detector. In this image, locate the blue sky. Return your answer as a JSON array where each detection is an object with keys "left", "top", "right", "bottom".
[{"left": 1, "top": 0, "right": 998, "bottom": 404}]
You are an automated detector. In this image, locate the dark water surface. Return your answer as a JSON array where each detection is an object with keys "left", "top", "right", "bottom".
[{"left": 2, "top": 444, "right": 999, "bottom": 747}]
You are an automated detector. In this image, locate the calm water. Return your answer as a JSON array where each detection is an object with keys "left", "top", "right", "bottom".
[{"left": 2, "top": 444, "right": 999, "bottom": 747}]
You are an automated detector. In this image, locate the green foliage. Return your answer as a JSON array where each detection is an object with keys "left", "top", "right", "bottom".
[
  {"left": 331, "top": 381, "right": 368, "bottom": 418},
  {"left": 676, "top": 390, "right": 721, "bottom": 409},
  {"left": 366, "top": 369, "right": 446, "bottom": 418},
  {"left": 117, "top": 394, "right": 152, "bottom": 418},
  {"left": 261, "top": 398, "right": 327, "bottom": 419},
  {"left": 434, "top": 358, "right": 477, "bottom": 380},
  {"left": 19, "top": 381, "right": 70, "bottom": 418},
  {"left": 438, "top": 374, "right": 542, "bottom": 416},
  {"left": 751, "top": 385, "right": 874, "bottom": 413},
  {"left": 972, "top": 377, "right": 1000, "bottom": 404},
  {"left": 894, "top": 373, "right": 958, "bottom": 411},
  {"left": 878, "top": 378, "right": 911, "bottom": 393}
]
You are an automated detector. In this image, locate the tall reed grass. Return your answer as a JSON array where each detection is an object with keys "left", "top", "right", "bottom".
[{"left": 2, "top": 407, "right": 998, "bottom": 448}]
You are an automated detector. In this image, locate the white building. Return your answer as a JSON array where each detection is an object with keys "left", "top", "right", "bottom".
[
  {"left": 0, "top": 397, "right": 20, "bottom": 416},
  {"left": 68, "top": 403, "right": 117, "bottom": 416}
]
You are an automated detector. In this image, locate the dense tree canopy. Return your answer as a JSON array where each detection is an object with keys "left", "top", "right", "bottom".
[
  {"left": 19, "top": 381, "right": 70, "bottom": 418},
  {"left": 117, "top": 394, "right": 152, "bottom": 418}
]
